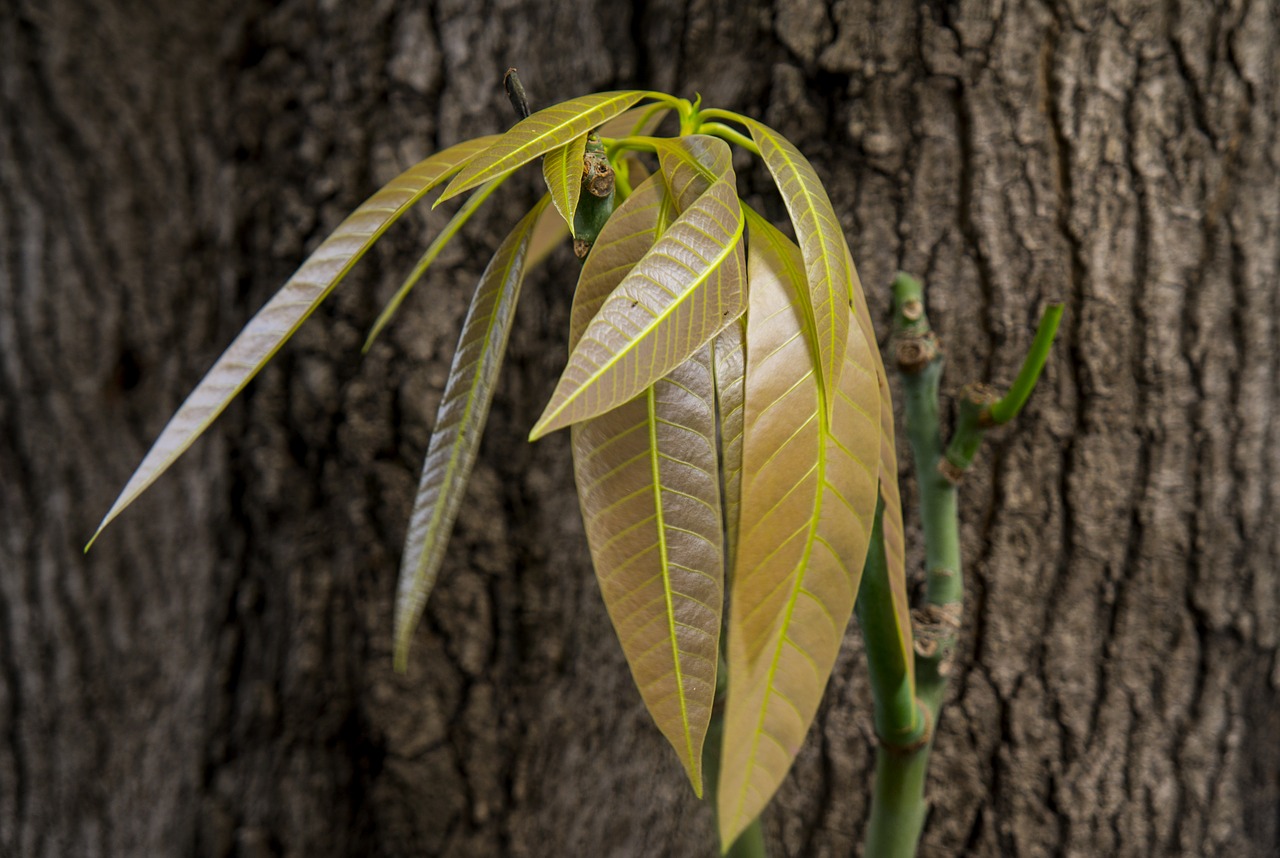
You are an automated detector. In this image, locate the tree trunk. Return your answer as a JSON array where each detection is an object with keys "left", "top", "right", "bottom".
[{"left": 2, "top": 1, "right": 1277, "bottom": 856}]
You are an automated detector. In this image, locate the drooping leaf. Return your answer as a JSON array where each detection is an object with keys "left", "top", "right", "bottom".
[
  {"left": 713, "top": 318, "right": 746, "bottom": 570},
  {"left": 716, "top": 214, "right": 881, "bottom": 846},
  {"left": 87, "top": 135, "right": 499, "bottom": 548},
  {"left": 568, "top": 175, "right": 721, "bottom": 795},
  {"left": 845, "top": 243, "right": 913, "bottom": 680},
  {"left": 542, "top": 133, "right": 589, "bottom": 236},
  {"left": 393, "top": 196, "right": 551, "bottom": 669},
  {"left": 741, "top": 117, "right": 856, "bottom": 417},
  {"left": 652, "top": 135, "right": 727, "bottom": 210},
  {"left": 571, "top": 347, "right": 723, "bottom": 797},
  {"left": 438, "top": 91, "right": 647, "bottom": 203},
  {"left": 364, "top": 176, "right": 506, "bottom": 353},
  {"left": 530, "top": 137, "right": 745, "bottom": 440}
]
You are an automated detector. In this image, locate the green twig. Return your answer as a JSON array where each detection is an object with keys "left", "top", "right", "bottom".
[{"left": 987, "top": 303, "right": 1064, "bottom": 425}]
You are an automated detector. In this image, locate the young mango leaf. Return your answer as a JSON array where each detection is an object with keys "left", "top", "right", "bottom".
[
  {"left": 87, "top": 135, "right": 499, "bottom": 548},
  {"left": 542, "top": 133, "right": 589, "bottom": 236},
  {"left": 716, "top": 214, "right": 881, "bottom": 846},
  {"left": 393, "top": 196, "right": 551, "bottom": 670},
  {"left": 438, "top": 91, "right": 647, "bottom": 203},
  {"left": 842, "top": 242, "right": 913, "bottom": 681},
  {"left": 568, "top": 175, "right": 721, "bottom": 795},
  {"left": 571, "top": 347, "right": 723, "bottom": 797},
  {"left": 530, "top": 138, "right": 746, "bottom": 440},
  {"left": 712, "top": 319, "right": 746, "bottom": 571},
  {"left": 741, "top": 117, "right": 856, "bottom": 418},
  {"left": 364, "top": 176, "right": 506, "bottom": 353}
]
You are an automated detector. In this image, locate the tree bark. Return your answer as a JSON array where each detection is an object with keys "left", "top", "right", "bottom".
[{"left": 2, "top": 1, "right": 1277, "bottom": 856}]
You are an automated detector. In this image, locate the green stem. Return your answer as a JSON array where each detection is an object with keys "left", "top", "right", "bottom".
[
  {"left": 986, "top": 303, "right": 1064, "bottom": 425},
  {"left": 856, "top": 503, "right": 925, "bottom": 746},
  {"left": 861, "top": 274, "right": 963, "bottom": 858},
  {"left": 865, "top": 743, "right": 931, "bottom": 858}
]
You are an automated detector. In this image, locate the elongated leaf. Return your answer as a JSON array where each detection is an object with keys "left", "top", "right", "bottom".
[
  {"left": 542, "top": 133, "right": 589, "bottom": 236},
  {"left": 716, "top": 215, "right": 881, "bottom": 846},
  {"left": 393, "top": 197, "right": 551, "bottom": 669},
  {"left": 713, "top": 319, "right": 746, "bottom": 570},
  {"left": 87, "top": 135, "right": 499, "bottom": 548},
  {"left": 568, "top": 175, "right": 721, "bottom": 794},
  {"left": 845, "top": 244, "right": 913, "bottom": 680},
  {"left": 438, "top": 91, "right": 647, "bottom": 202},
  {"left": 571, "top": 347, "right": 723, "bottom": 796},
  {"left": 531, "top": 140, "right": 745, "bottom": 439},
  {"left": 742, "top": 117, "right": 855, "bottom": 417},
  {"left": 364, "top": 177, "right": 505, "bottom": 352}
]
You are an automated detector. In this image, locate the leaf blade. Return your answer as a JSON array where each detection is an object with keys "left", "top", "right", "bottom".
[
  {"left": 87, "top": 135, "right": 499, "bottom": 548},
  {"left": 716, "top": 215, "right": 881, "bottom": 845},
  {"left": 393, "top": 196, "right": 551, "bottom": 669},
  {"left": 439, "top": 91, "right": 647, "bottom": 202},
  {"left": 542, "top": 133, "right": 588, "bottom": 237},
  {"left": 571, "top": 347, "right": 723, "bottom": 796}
]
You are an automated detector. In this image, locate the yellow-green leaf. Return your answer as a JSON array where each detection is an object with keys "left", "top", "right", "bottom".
[
  {"left": 531, "top": 138, "right": 745, "bottom": 439},
  {"left": 571, "top": 345, "right": 723, "bottom": 797},
  {"left": 364, "top": 176, "right": 505, "bottom": 353},
  {"left": 716, "top": 214, "right": 881, "bottom": 846},
  {"left": 741, "top": 117, "right": 855, "bottom": 417},
  {"left": 393, "top": 196, "right": 551, "bottom": 669},
  {"left": 438, "top": 91, "right": 647, "bottom": 203},
  {"left": 542, "top": 133, "right": 589, "bottom": 237},
  {"left": 86, "top": 135, "right": 499, "bottom": 549}
]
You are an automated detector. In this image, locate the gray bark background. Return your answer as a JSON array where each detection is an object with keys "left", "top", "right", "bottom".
[{"left": 2, "top": 0, "right": 1277, "bottom": 856}]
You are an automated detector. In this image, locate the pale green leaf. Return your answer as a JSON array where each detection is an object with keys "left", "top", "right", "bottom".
[
  {"left": 716, "top": 214, "right": 881, "bottom": 846},
  {"left": 741, "top": 117, "right": 855, "bottom": 417},
  {"left": 87, "top": 135, "right": 499, "bottom": 548},
  {"left": 571, "top": 345, "right": 723, "bottom": 797},
  {"left": 530, "top": 137, "right": 745, "bottom": 439},
  {"left": 364, "top": 177, "right": 505, "bottom": 353},
  {"left": 542, "top": 133, "right": 589, "bottom": 237},
  {"left": 438, "top": 91, "right": 647, "bottom": 203},
  {"left": 393, "top": 196, "right": 551, "bottom": 669}
]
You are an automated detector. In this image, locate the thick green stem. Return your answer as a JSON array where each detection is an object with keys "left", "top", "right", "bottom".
[
  {"left": 856, "top": 504, "right": 925, "bottom": 746},
  {"left": 865, "top": 743, "right": 931, "bottom": 858}
]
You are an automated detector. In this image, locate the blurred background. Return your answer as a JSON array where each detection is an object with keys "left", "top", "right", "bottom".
[{"left": 2, "top": 0, "right": 1278, "bottom": 855}]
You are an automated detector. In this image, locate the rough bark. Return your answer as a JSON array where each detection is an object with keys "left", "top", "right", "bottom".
[{"left": 1, "top": 1, "right": 1277, "bottom": 856}]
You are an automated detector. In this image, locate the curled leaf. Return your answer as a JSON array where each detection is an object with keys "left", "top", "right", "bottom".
[{"left": 542, "top": 133, "right": 589, "bottom": 237}]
